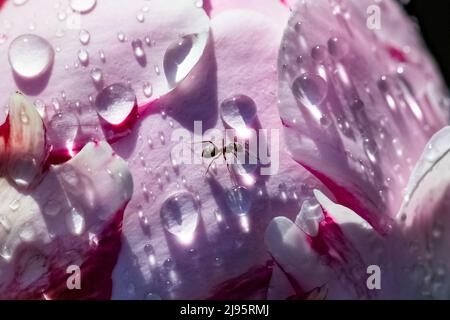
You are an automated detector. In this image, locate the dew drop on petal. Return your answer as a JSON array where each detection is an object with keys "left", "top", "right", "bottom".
[
  {"left": 136, "top": 12, "right": 145, "bottom": 23},
  {"left": 146, "top": 293, "right": 162, "bottom": 300},
  {"left": 77, "top": 49, "right": 89, "bottom": 65},
  {"left": 66, "top": 207, "right": 85, "bottom": 236},
  {"left": 131, "top": 39, "right": 145, "bottom": 59},
  {"left": 292, "top": 73, "right": 327, "bottom": 119},
  {"left": 13, "top": 0, "right": 29, "bottom": 6},
  {"left": 95, "top": 83, "right": 136, "bottom": 125},
  {"left": 311, "top": 45, "right": 327, "bottom": 61},
  {"left": 163, "top": 33, "right": 207, "bottom": 88},
  {"left": 143, "top": 82, "right": 153, "bottom": 98},
  {"left": 90, "top": 67, "right": 103, "bottom": 84},
  {"left": 69, "top": 0, "right": 96, "bottom": 13},
  {"left": 160, "top": 192, "right": 199, "bottom": 245},
  {"left": 117, "top": 32, "right": 126, "bottom": 42},
  {"left": 225, "top": 186, "right": 252, "bottom": 216},
  {"left": 220, "top": 95, "right": 257, "bottom": 137},
  {"left": 327, "top": 37, "right": 348, "bottom": 59},
  {"left": 295, "top": 198, "right": 324, "bottom": 237},
  {"left": 79, "top": 29, "right": 90, "bottom": 45},
  {"left": 8, "top": 34, "right": 54, "bottom": 79}
]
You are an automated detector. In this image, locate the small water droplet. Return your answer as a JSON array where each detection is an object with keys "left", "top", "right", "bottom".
[
  {"left": 117, "top": 32, "right": 126, "bottom": 42},
  {"left": 98, "top": 50, "right": 106, "bottom": 62},
  {"left": 140, "top": 82, "right": 152, "bottom": 98},
  {"left": 79, "top": 29, "right": 90, "bottom": 45},
  {"left": 95, "top": 83, "right": 136, "bottom": 125},
  {"left": 327, "top": 37, "right": 348, "bottom": 59},
  {"left": 131, "top": 39, "right": 145, "bottom": 59},
  {"left": 311, "top": 45, "right": 327, "bottom": 61},
  {"left": 13, "top": 0, "right": 29, "bottom": 6},
  {"left": 66, "top": 207, "right": 85, "bottom": 236},
  {"left": 225, "top": 186, "right": 252, "bottom": 216},
  {"left": 145, "top": 293, "right": 162, "bottom": 300},
  {"left": 160, "top": 192, "right": 199, "bottom": 245},
  {"left": 136, "top": 12, "right": 145, "bottom": 23},
  {"left": 90, "top": 67, "right": 103, "bottom": 84},
  {"left": 9, "top": 199, "right": 20, "bottom": 211},
  {"left": 295, "top": 198, "right": 324, "bottom": 236},
  {"left": 8, "top": 34, "right": 54, "bottom": 79},
  {"left": 70, "top": 0, "right": 96, "bottom": 13}
]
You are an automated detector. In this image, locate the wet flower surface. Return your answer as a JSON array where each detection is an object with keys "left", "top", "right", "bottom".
[{"left": 0, "top": 0, "right": 449, "bottom": 300}]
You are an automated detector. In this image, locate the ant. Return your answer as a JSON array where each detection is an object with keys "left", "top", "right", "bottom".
[{"left": 192, "top": 138, "right": 247, "bottom": 176}]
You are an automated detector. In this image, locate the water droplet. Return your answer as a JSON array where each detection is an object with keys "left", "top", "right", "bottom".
[
  {"left": 99, "top": 50, "right": 106, "bottom": 62},
  {"left": 327, "top": 37, "right": 348, "bottom": 59},
  {"left": 159, "top": 131, "right": 166, "bottom": 145},
  {"left": 66, "top": 207, "right": 85, "bottom": 236},
  {"left": 77, "top": 49, "right": 89, "bottom": 65},
  {"left": 0, "top": 215, "right": 11, "bottom": 233},
  {"left": 136, "top": 12, "right": 145, "bottom": 23},
  {"left": 70, "top": 0, "right": 96, "bottom": 13},
  {"left": 95, "top": 83, "right": 136, "bottom": 125},
  {"left": 145, "top": 293, "right": 162, "bottom": 300},
  {"left": 90, "top": 67, "right": 103, "bottom": 84},
  {"left": 131, "top": 39, "right": 145, "bottom": 59},
  {"left": 9, "top": 199, "right": 20, "bottom": 211},
  {"left": 160, "top": 192, "right": 199, "bottom": 245},
  {"left": 79, "top": 29, "right": 90, "bottom": 45},
  {"left": 292, "top": 73, "right": 327, "bottom": 119},
  {"left": 220, "top": 95, "right": 257, "bottom": 136},
  {"left": 225, "top": 186, "right": 252, "bottom": 216},
  {"left": 13, "top": 0, "right": 29, "bottom": 5},
  {"left": 117, "top": 32, "right": 126, "bottom": 42},
  {"left": 142, "top": 82, "right": 152, "bottom": 98},
  {"left": 311, "top": 45, "right": 326, "bottom": 61},
  {"left": 163, "top": 33, "right": 207, "bottom": 88},
  {"left": 0, "top": 245, "right": 12, "bottom": 261},
  {"left": 9, "top": 155, "right": 38, "bottom": 188},
  {"left": 295, "top": 198, "right": 324, "bottom": 237},
  {"left": 194, "top": 0, "right": 203, "bottom": 8},
  {"left": 8, "top": 34, "right": 54, "bottom": 79}
]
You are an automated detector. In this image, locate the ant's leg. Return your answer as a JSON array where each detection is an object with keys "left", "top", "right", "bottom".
[{"left": 204, "top": 155, "right": 220, "bottom": 176}]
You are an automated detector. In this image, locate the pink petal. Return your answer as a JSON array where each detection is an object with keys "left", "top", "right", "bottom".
[
  {"left": 111, "top": 7, "right": 331, "bottom": 299},
  {"left": 0, "top": 141, "right": 132, "bottom": 299},
  {"left": 278, "top": 0, "right": 449, "bottom": 231},
  {"left": 0, "top": 0, "right": 209, "bottom": 156}
]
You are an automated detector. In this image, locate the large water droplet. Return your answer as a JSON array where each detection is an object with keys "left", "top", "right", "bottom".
[
  {"left": 225, "top": 186, "right": 252, "bottom": 216},
  {"left": 295, "top": 198, "right": 324, "bottom": 237},
  {"left": 95, "top": 83, "right": 136, "bottom": 125},
  {"left": 292, "top": 73, "right": 327, "bottom": 119},
  {"left": 8, "top": 34, "right": 54, "bottom": 79},
  {"left": 160, "top": 192, "right": 199, "bottom": 244},
  {"left": 163, "top": 33, "right": 207, "bottom": 88},
  {"left": 220, "top": 95, "right": 257, "bottom": 137},
  {"left": 70, "top": 0, "right": 96, "bottom": 13},
  {"left": 48, "top": 111, "right": 79, "bottom": 151}
]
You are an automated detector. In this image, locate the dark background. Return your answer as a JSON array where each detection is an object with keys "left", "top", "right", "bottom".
[{"left": 401, "top": 0, "right": 450, "bottom": 87}]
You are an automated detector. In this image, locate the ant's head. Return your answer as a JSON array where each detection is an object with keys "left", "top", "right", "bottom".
[{"left": 202, "top": 145, "right": 219, "bottom": 158}]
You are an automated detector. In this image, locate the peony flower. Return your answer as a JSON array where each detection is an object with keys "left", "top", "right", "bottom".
[{"left": 0, "top": 0, "right": 448, "bottom": 300}]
